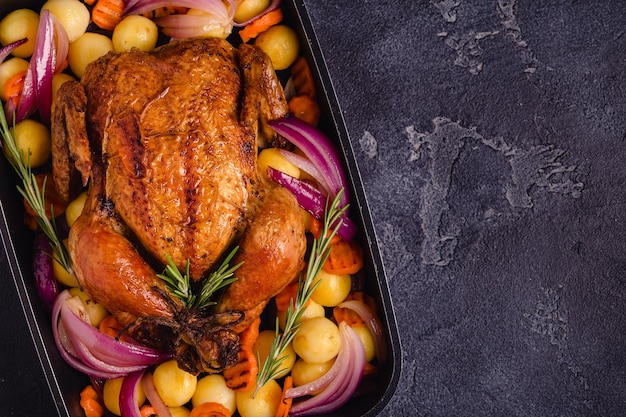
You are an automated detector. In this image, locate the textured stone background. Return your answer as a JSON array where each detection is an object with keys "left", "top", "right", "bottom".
[
  {"left": 304, "top": 0, "right": 626, "bottom": 415},
  {"left": 1, "top": 0, "right": 626, "bottom": 416}
]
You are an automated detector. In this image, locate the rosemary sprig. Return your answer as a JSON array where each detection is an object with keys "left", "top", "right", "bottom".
[
  {"left": 157, "top": 255, "right": 195, "bottom": 307},
  {"left": 0, "top": 110, "right": 73, "bottom": 274},
  {"left": 157, "top": 246, "right": 241, "bottom": 309},
  {"left": 253, "top": 190, "right": 348, "bottom": 396},
  {"left": 195, "top": 246, "right": 242, "bottom": 308}
]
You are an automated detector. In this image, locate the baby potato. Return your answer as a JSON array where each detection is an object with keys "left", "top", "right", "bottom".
[
  {"left": 276, "top": 298, "right": 325, "bottom": 330},
  {"left": 41, "top": 0, "right": 90, "bottom": 43},
  {"left": 68, "top": 287, "right": 109, "bottom": 327},
  {"left": 68, "top": 32, "right": 114, "bottom": 79},
  {"left": 169, "top": 407, "right": 191, "bottom": 417},
  {"left": 103, "top": 376, "right": 146, "bottom": 416},
  {"left": 9, "top": 119, "right": 51, "bottom": 168},
  {"left": 311, "top": 269, "right": 352, "bottom": 307},
  {"left": 0, "top": 57, "right": 29, "bottom": 99},
  {"left": 234, "top": 0, "right": 270, "bottom": 23},
  {"left": 292, "top": 317, "right": 340, "bottom": 364},
  {"left": 191, "top": 374, "right": 236, "bottom": 415},
  {"left": 112, "top": 15, "right": 158, "bottom": 52},
  {"left": 152, "top": 360, "right": 197, "bottom": 407},
  {"left": 257, "top": 147, "right": 300, "bottom": 179},
  {"left": 351, "top": 325, "right": 376, "bottom": 363},
  {"left": 254, "top": 25, "right": 299, "bottom": 71},
  {"left": 236, "top": 380, "right": 282, "bottom": 417},
  {"left": 291, "top": 358, "right": 334, "bottom": 389},
  {"left": 53, "top": 240, "right": 79, "bottom": 287},
  {"left": 52, "top": 72, "right": 76, "bottom": 100},
  {"left": 0, "top": 9, "right": 39, "bottom": 58},
  {"left": 254, "top": 330, "right": 297, "bottom": 379},
  {"left": 65, "top": 190, "right": 86, "bottom": 227}
]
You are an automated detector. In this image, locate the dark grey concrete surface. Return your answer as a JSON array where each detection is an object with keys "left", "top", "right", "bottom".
[
  {"left": 1, "top": 0, "right": 625, "bottom": 416},
  {"left": 305, "top": 0, "right": 626, "bottom": 416}
]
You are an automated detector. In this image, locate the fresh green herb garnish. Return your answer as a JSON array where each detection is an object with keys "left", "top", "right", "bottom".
[
  {"left": 253, "top": 190, "right": 347, "bottom": 396},
  {"left": 158, "top": 255, "right": 195, "bottom": 306},
  {"left": 195, "top": 246, "right": 242, "bottom": 308},
  {"left": 158, "top": 246, "right": 241, "bottom": 309},
  {"left": 0, "top": 110, "right": 73, "bottom": 274}
]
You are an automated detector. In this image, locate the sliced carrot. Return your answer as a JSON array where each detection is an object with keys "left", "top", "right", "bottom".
[
  {"left": 290, "top": 56, "right": 317, "bottom": 98},
  {"left": 98, "top": 314, "right": 122, "bottom": 338},
  {"left": 139, "top": 405, "right": 158, "bottom": 417},
  {"left": 190, "top": 402, "right": 231, "bottom": 417},
  {"left": 23, "top": 174, "right": 68, "bottom": 231},
  {"left": 239, "top": 9, "right": 283, "bottom": 43},
  {"left": 333, "top": 291, "right": 377, "bottom": 327},
  {"left": 224, "top": 347, "right": 258, "bottom": 392},
  {"left": 363, "top": 362, "right": 378, "bottom": 377},
  {"left": 97, "top": 314, "right": 133, "bottom": 343},
  {"left": 2, "top": 70, "right": 26, "bottom": 105},
  {"left": 323, "top": 238, "right": 364, "bottom": 275},
  {"left": 309, "top": 217, "right": 341, "bottom": 245},
  {"left": 83, "top": 0, "right": 97, "bottom": 6},
  {"left": 79, "top": 385, "right": 104, "bottom": 417},
  {"left": 223, "top": 317, "right": 260, "bottom": 391},
  {"left": 347, "top": 291, "right": 377, "bottom": 311},
  {"left": 275, "top": 376, "right": 293, "bottom": 417},
  {"left": 333, "top": 304, "right": 365, "bottom": 327},
  {"left": 274, "top": 280, "right": 310, "bottom": 312},
  {"left": 91, "top": 0, "right": 125, "bottom": 31},
  {"left": 239, "top": 316, "right": 261, "bottom": 349},
  {"left": 288, "top": 94, "right": 321, "bottom": 126},
  {"left": 309, "top": 216, "right": 322, "bottom": 238}
]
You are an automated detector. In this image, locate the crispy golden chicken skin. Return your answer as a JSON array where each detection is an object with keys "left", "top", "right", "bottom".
[{"left": 52, "top": 38, "right": 305, "bottom": 374}]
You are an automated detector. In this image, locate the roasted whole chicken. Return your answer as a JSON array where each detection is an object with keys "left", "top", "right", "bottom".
[{"left": 51, "top": 38, "right": 306, "bottom": 374}]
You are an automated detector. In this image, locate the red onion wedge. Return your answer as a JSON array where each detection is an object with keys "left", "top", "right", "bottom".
[
  {"left": 124, "top": 0, "right": 229, "bottom": 15},
  {"left": 125, "top": 0, "right": 235, "bottom": 40},
  {"left": 338, "top": 300, "right": 388, "bottom": 365},
  {"left": 232, "top": 0, "right": 282, "bottom": 26},
  {"left": 61, "top": 319, "right": 147, "bottom": 376},
  {"left": 288, "top": 322, "right": 365, "bottom": 416},
  {"left": 143, "top": 371, "right": 173, "bottom": 417},
  {"left": 269, "top": 117, "right": 350, "bottom": 210},
  {"left": 120, "top": 370, "right": 146, "bottom": 417},
  {"left": 32, "top": 233, "right": 59, "bottom": 312},
  {"left": 267, "top": 167, "right": 357, "bottom": 241},
  {"left": 0, "top": 38, "right": 27, "bottom": 64},
  {"left": 52, "top": 292, "right": 130, "bottom": 379},
  {"left": 16, "top": 10, "right": 68, "bottom": 124},
  {"left": 52, "top": 290, "right": 173, "bottom": 378},
  {"left": 60, "top": 295, "right": 173, "bottom": 366},
  {"left": 277, "top": 148, "right": 331, "bottom": 196}
]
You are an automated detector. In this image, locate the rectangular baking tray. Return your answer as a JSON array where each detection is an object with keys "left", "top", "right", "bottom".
[{"left": 0, "top": 0, "right": 401, "bottom": 416}]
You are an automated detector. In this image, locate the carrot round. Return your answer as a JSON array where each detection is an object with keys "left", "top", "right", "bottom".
[
  {"left": 275, "top": 376, "right": 294, "bottom": 417},
  {"left": 323, "top": 239, "right": 364, "bottom": 275},
  {"left": 190, "top": 401, "right": 231, "bottom": 417},
  {"left": 79, "top": 385, "right": 104, "bottom": 417},
  {"left": 139, "top": 405, "right": 158, "bottom": 417},
  {"left": 2, "top": 69, "right": 26, "bottom": 103},
  {"left": 274, "top": 280, "right": 311, "bottom": 312},
  {"left": 23, "top": 174, "right": 67, "bottom": 231},
  {"left": 239, "top": 9, "right": 283, "bottom": 43},
  {"left": 309, "top": 217, "right": 341, "bottom": 245},
  {"left": 223, "top": 317, "right": 261, "bottom": 391},
  {"left": 288, "top": 95, "right": 321, "bottom": 126},
  {"left": 290, "top": 56, "right": 316, "bottom": 98},
  {"left": 98, "top": 314, "right": 123, "bottom": 338},
  {"left": 333, "top": 304, "right": 365, "bottom": 327},
  {"left": 91, "top": 0, "right": 125, "bottom": 31}
]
